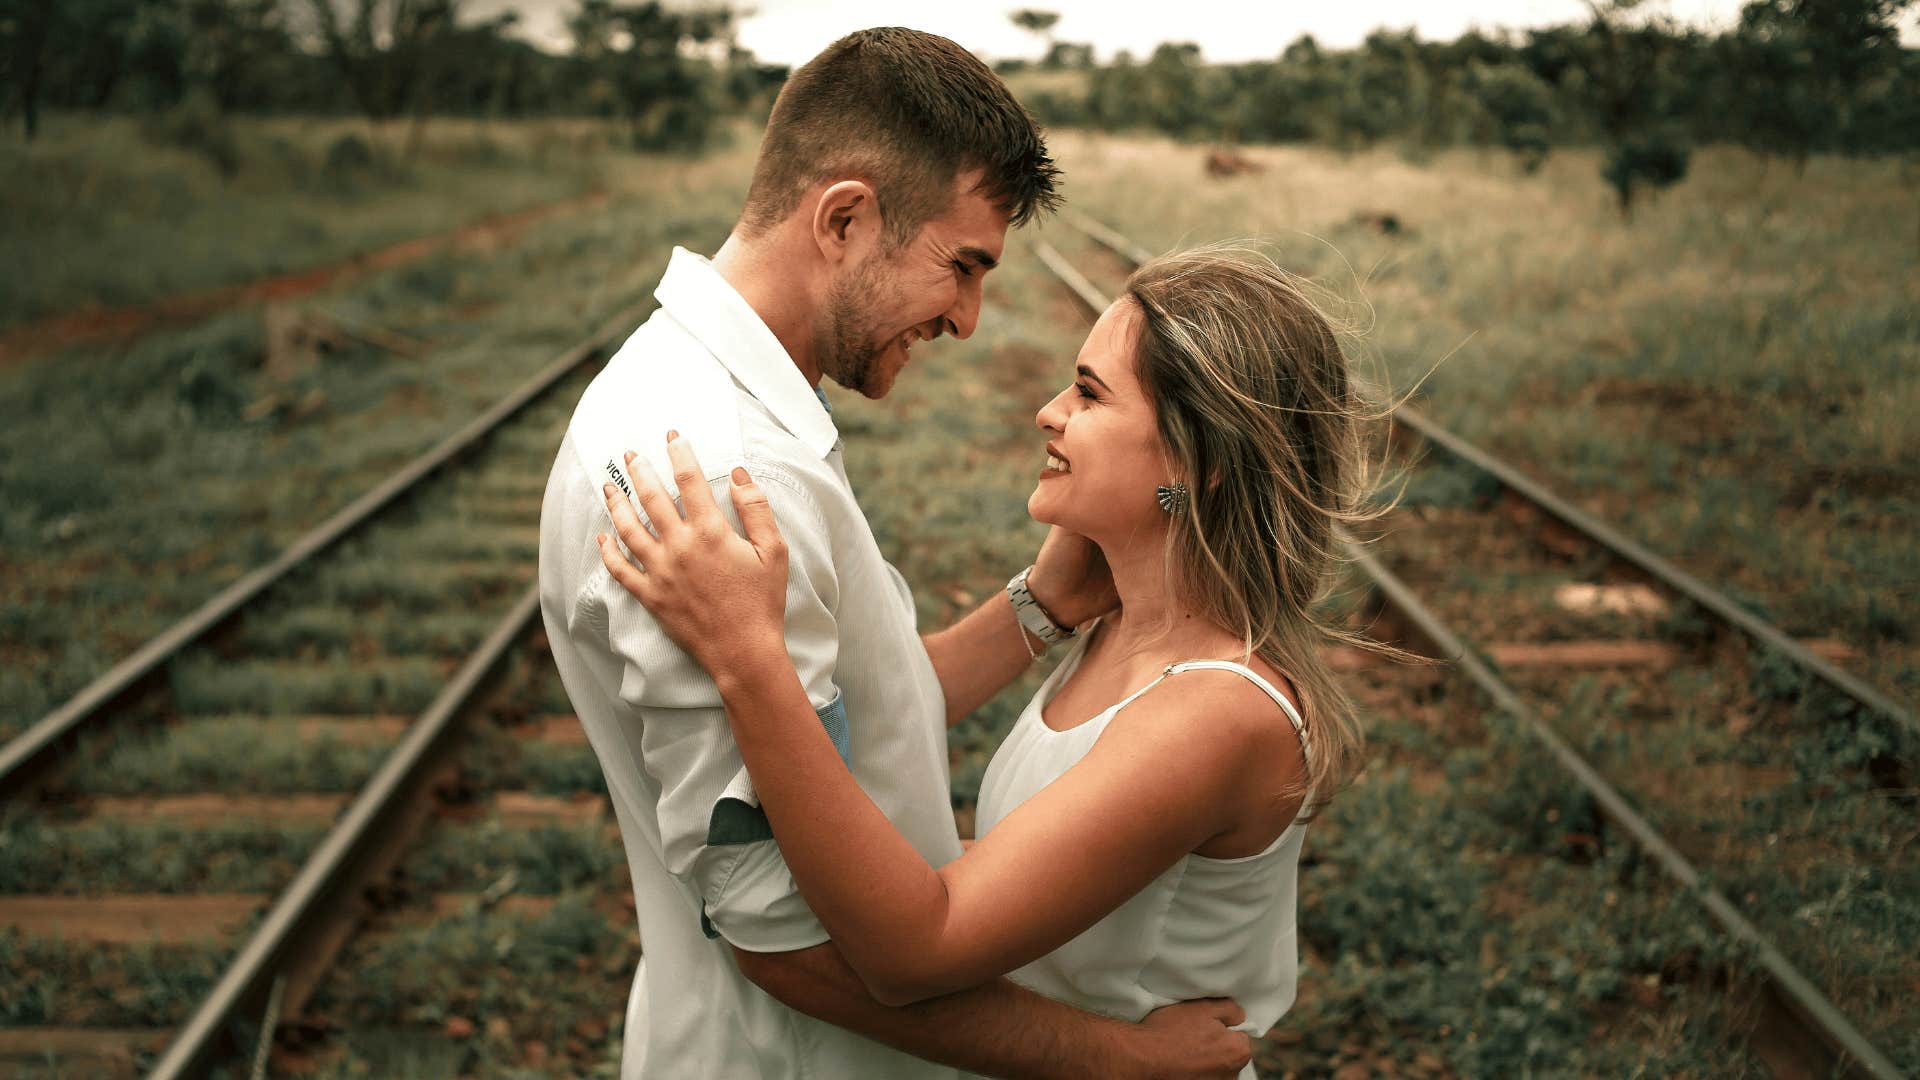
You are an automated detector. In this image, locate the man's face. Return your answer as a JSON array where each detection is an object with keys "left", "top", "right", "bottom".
[{"left": 817, "top": 170, "right": 1010, "bottom": 399}]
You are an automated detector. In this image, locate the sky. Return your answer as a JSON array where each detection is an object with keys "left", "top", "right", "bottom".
[{"left": 466, "top": 0, "right": 1789, "bottom": 62}]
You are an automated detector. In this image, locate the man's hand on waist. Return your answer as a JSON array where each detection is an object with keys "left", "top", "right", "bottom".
[{"left": 1115, "top": 998, "right": 1255, "bottom": 1080}]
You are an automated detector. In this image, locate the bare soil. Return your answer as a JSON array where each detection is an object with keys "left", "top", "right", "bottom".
[{"left": 0, "top": 191, "right": 608, "bottom": 366}]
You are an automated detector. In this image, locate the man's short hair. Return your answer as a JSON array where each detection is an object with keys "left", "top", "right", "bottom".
[{"left": 739, "top": 27, "right": 1061, "bottom": 246}]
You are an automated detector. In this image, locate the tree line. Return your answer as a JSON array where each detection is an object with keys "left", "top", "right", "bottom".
[
  {"left": 1006, "top": 1, "right": 1916, "bottom": 213},
  {"left": 3, "top": 0, "right": 1913, "bottom": 212},
  {"left": 0, "top": 0, "right": 784, "bottom": 149}
]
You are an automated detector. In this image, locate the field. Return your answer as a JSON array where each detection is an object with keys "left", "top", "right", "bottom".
[
  {"left": 1, "top": 120, "right": 760, "bottom": 740},
  {"left": 3, "top": 116, "right": 1915, "bottom": 1074},
  {"left": 0, "top": 115, "right": 631, "bottom": 332}
]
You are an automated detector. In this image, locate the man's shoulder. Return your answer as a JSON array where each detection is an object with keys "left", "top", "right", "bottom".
[
  {"left": 555, "top": 315, "right": 839, "bottom": 529},
  {"left": 566, "top": 314, "right": 747, "bottom": 502}
]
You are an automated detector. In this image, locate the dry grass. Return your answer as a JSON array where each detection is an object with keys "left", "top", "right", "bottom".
[{"left": 1039, "top": 131, "right": 1918, "bottom": 704}]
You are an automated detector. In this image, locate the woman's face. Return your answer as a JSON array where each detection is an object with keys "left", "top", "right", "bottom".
[{"left": 1029, "top": 299, "right": 1175, "bottom": 544}]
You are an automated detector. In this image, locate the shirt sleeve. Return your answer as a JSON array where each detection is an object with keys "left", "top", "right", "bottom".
[{"left": 578, "top": 460, "right": 845, "bottom": 953}]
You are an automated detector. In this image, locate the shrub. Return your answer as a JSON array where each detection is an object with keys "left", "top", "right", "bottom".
[
  {"left": 321, "top": 132, "right": 377, "bottom": 186},
  {"left": 149, "top": 90, "right": 240, "bottom": 178},
  {"left": 1603, "top": 130, "right": 1692, "bottom": 217}
]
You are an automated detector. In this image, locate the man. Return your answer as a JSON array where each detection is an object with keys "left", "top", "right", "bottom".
[{"left": 539, "top": 27, "right": 1252, "bottom": 1079}]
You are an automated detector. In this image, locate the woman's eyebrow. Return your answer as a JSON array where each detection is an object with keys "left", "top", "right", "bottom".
[{"left": 1076, "top": 364, "right": 1112, "bottom": 391}]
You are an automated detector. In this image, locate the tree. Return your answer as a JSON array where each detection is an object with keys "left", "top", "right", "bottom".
[
  {"left": 1044, "top": 41, "right": 1093, "bottom": 69},
  {"left": 1136, "top": 42, "right": 1209, "bottom": 138},
  {"left": 1, "top": 0, "right": 57, "bottom": 138},
  {"left": 179, "top": 0, "right": 295, "bottom": 111},
  {"left": 300, "top": 0, "right": 460, "bottom": 127},
  {"left": 568, "top": 1, "right": 734, "bottom": 151},
  {"left": 1729, "top": 0, "right": 1914, "bottom": 159},
  {"left": 1354, "top": 30, "right": 1448, "bottom": 149},
  {"left": 1571, "top": 2, "right": 1697, "bottom": 217},
  {"left": 1009, "top": 9, "right": 1060, "bottom": 65},
  {"left": 1468, "top": 61, "right": 1559, "bottom": 171}
]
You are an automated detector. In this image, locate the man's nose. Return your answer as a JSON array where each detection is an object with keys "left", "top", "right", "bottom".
[{"left": 942, "top": 278, "right": 982, "bottom": 341}]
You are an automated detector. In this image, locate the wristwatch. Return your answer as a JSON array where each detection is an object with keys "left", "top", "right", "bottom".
[{"left": 1007, "top": 565, "right": 1077, "bottom": 648}]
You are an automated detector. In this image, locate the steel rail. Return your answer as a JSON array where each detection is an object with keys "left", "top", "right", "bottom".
[
  {"left": 146, "top": 586, "right": 541, "bottom": 1079},
  {"left": 1057, "top": 208, "right": 1156, "bottom": 267},
  {"left": 1389, "top": 405, "right": 1916, "bottom": 736},
  {"left": 1346, "top": 546, "right": 1901, "bottom": 1079},
  {"left": 1052, "top": 209, "right": 1915, "bottom": 738},
  {"left": 0, "top": 300, "right": 649, "bottom": 796},
  {"left": 1032, "top": 237, "right": 1905, "bottom": 1079}
]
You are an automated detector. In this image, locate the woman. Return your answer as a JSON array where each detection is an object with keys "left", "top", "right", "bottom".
[{"left": 596, "top": 244, "right": 1379, "bottom": 1074}]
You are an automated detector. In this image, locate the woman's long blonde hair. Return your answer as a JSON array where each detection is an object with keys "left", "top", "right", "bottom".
[{"left": 1125, "top": 242, "right": 1390, "bottom": 815}]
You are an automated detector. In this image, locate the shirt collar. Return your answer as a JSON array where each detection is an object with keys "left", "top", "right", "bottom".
[{"left": 654, "top": 246, "right": 839, "bottom": 458}]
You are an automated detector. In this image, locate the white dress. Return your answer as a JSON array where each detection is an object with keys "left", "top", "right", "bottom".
[{"left": 974, "top": 628, "right": 1313, "bottom": 1078}]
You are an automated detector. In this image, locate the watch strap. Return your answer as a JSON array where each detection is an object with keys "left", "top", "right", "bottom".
[{"left": 1007, "top": 565, "right": 1075, "bottom": 647}]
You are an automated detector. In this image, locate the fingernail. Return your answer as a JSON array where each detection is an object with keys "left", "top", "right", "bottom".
[
  {"left": 595, "top": 533, "right": 606, "bottom": 545},
  {"left": 731, "top": 467, "right": 749, "bottom": 485},
  {"left": 624, "top": 450, "right": 635, "bottom": 463},
  {"left": 602, "top": 483, "right": 616, "bottom": 498},
  {"left": 666, "top": 429, "right": 679, "bottom": 442}
]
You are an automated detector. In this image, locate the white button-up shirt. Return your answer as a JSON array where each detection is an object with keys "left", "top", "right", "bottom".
[{"left": 539, "top": 247, "right": 965, "bottom": 1079}]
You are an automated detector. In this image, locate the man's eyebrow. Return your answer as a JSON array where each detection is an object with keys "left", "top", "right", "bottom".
[
  {"left": 1076, "top": 364, "right": 1111, "bottom": 391},
  {"left": 957, "top": 245, "right": 998, "bottom": 271}
]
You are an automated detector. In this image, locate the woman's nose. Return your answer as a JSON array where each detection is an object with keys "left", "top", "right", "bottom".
[{"left": 1036, "top": 387, "right": 1069, "bottom": 432}]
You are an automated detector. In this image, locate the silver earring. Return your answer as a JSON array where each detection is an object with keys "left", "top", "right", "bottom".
[{"left": 1155, "top": 481, "right": 1189, "bottom": 515}]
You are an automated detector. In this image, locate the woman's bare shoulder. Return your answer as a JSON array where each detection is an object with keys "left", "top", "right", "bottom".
[{"left": 1104, "top": 663, "right": 1306, "bottom": 778}]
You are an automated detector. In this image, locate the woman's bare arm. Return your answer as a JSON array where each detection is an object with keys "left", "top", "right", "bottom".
[
  {"left": 921, "top": 591, "right": 1044, "bottom": 727},
  {"left": 711, "top": 652, "right": 1292, "bottom": 1004}
]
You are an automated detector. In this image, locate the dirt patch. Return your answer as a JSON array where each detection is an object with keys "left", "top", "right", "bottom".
[
  {"left": 1578, "top": 376, "right": 1738, "bottom": 413},
  {"left": 0, "top": 893, "right": 260, "bottom": 945},
  {"left": 1785, "top": 460, "right": 1910, "bottom": 505},
  {"left": 0, "top": 190, "right": 608, "bottom": 367},
  {"left": 1528, "top": 375, "right": 1754, "bottom": 447}
]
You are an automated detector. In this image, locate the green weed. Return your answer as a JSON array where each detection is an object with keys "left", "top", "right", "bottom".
[
  {"left": 0, "top": 815, "right": 320, "bottom": 894},
  {"left": 403, "top": 821, "right": 623, "bottom": 895},
  {"left": 309, "top": 892, "right": 630, "bottom": 1077},
  {"left": 62, "top": 717, "right": 389, "bottom": 795},
  {"left": 0, "top": 930, "right": 232, "bottom": 1027}
]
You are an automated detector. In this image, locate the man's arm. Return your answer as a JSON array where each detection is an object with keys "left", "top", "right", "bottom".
[
  {"left": 922, "top": 588, "right": 1046, "bottom": 727},
  {"left": 923, "top": 527, "right": 1118, "bottom": 726},
  {"left": 734, "top": 941, "right": 1253, "bottom": 1080}
]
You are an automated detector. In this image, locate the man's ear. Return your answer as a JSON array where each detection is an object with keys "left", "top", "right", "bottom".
[{"left": 811, "top": 179, "right": 879, "bottom": 266}]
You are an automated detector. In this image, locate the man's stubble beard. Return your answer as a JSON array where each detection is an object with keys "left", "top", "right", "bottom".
[{"left": 817, "top": 250, "right": 899, "bottom": 398}]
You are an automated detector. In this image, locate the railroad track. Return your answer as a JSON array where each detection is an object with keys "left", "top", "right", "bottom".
[
  {"left": 0, "top": 306, "right": 651, "bottom": 1077},
  {"left": 8, "top": 219, "right": 1907, "bottom": 1077},
  {"left": 1033, "top": 215, "right": 1912, "bottom": 1079}
]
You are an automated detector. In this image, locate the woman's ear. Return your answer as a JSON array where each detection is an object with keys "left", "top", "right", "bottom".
[{"left": 811, "top": 179, "right": 879, "bottom": 267}]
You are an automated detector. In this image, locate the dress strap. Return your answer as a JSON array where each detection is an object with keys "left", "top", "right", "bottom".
[{"left": 1162, "top": 660, "right": 1311, "bottom": 762}]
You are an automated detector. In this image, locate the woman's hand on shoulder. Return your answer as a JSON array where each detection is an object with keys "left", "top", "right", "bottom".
[{"left": 596, "top": 434, "right": 788, "bottom": 672}]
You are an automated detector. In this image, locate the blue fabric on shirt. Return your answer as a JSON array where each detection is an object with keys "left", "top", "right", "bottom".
[
  {"left": 705, "top": 693, "right": 850, "bottom": 847},
  {"left": 700, "top": 692, "right": 851, "bottom": 939}
]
